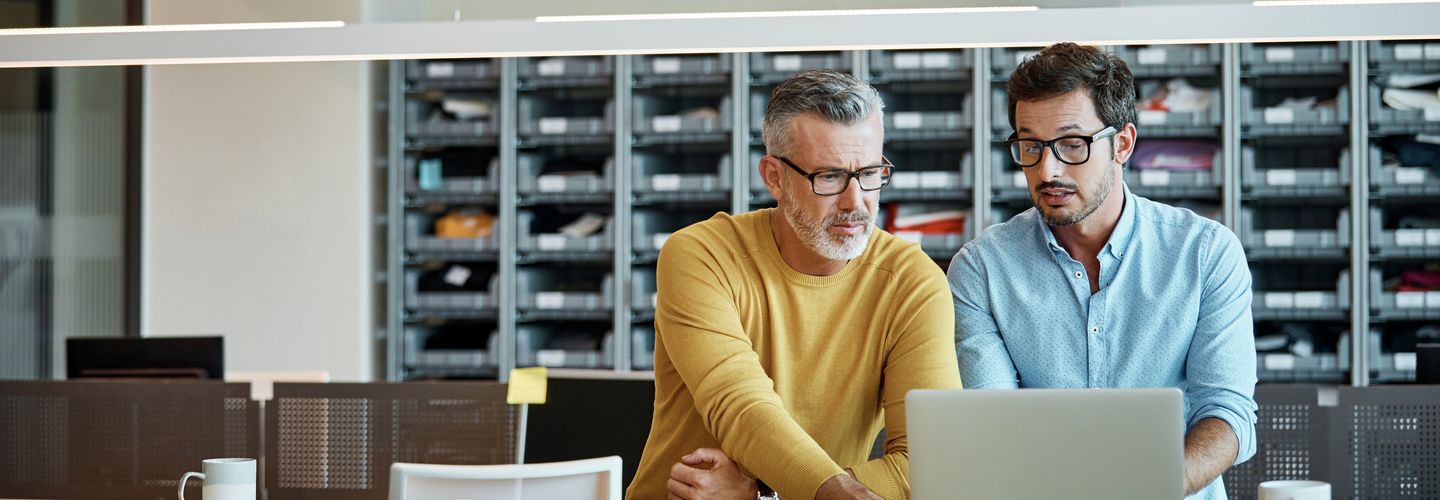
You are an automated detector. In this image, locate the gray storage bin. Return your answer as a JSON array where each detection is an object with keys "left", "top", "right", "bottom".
[
  {"left": 1368, "top": 145, "right": 1440, "bottom": 197},
  {"left": 885, "top": 107, "right": 970, "bottom": 141},
  {"left": 869, "top": 50, "right": 970, "bottom": 81},
  {"left": 989, "top": 47, "right": 1041, "bottom": 80},
  {"left": 1369, "top": 207, "right": 1440, "bottom": 259},
  {"left": 404, "top": 271, "right": 499, "bottom": 311},
  {"left": 631, "top": 268, "right": 658, "bottom": 313},
  {"left": 633, "top": 152, "right": 733, "bottom": 194},
  {"left": 1257, "top": 330, "right": 1349, "bottom": 382},
  {"left": 1240, "top": 42, "right": 1350, "bottom": 75},
  {"left": 745, "top": 150, "right": 771, "bottom": 194},
  {"left": 990, "top": 148, "right": 1030, "bottom": 201},
  {"left": 749, "top": 92, "right": 767, "bottom": 134},
  {"left": 1370, "top": 268, "right": 1440, "bottom": 320},
  {"left": 1366, "top": 330, "right": 1418, "bottom": 382},
  {"left": 888, "top": 152, "right": 973, "bottom": 193},
  {"left": 517, "top": 56, "right": 614, "bottom": 79},
  {"left": 632, "top": 327, "right": 656, "bottom": 371},
  {"left": 515, "top": 269, "right": 613, "bottom": 311},
  {"left": 517, "top": 97, "right": 614, "bottom": 138},
  {"left": 1124, "top": 151, "right": 1222, "bottom": 196},
  {"left": 633, "top": 211, "right": 709, "bottom": 258},
  {"left": 404, "top": 212, "right": 499, "bottom": 254},
  {"left": 632, "top": 95, "right": 732, "bottom": 137},
  {"left": 1369, "top": 84, "right": 1440, "bottom": 135},
  {"left": 749, "top": 52, "right": 852, "bottom": 83},
  {"left": 1239, "top": 207, "right": 1349, "bottom": 254},
  {"left": 405, "top": 156, "right": 499, "bottom": 196},
  {"left": 516, "top": 211, "right": 613, "bottom": 253},
  {"left": 403, "top": 328, "right": 498, "bottom": 371},
  {"left": 1367, "top": 41, "right": 1440, "bottom": 72},
  {"left": 1113, "top": 44, "right": 1221, "bottom": 76},
  {"left": 990, "top": 87, "right": 1011, "bottom": 134},
  {"left": 1251, "top": 270, "right": 1348, "bottom": 320},
  {"left": 1135, "top": 90, "right": 1222, "bottom": 137},
  {"left": 633, "top": 54, "right": 733, "bottom": 83},
  {"left": 516, "top": 325, "right": 612, "bottom": 369},
  {"left": 1241, "top": 146, "right": 1350, "bottom": 191},
  {"left": 406, "top": 98, "right": 499, "bottom": 139},
  {"left": 406, "top": 59, "right": 499, "bottom": 81},
  {"left": 1241, "top": 85, "right": 1349, "bottom": 136},
  {"left": 517, "top": 154, "right": 614, "bottom": 195}
]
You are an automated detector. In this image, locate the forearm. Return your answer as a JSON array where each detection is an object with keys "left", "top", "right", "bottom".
[{"left": 1183, "top": 417, "right": 1239, "bottom": 495}]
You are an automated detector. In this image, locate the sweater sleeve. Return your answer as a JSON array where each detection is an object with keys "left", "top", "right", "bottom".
[
  {"left": 654, "top": 231, "right": 846, "bottom": 499},
  {"left": 848, "top": 260, "right": 963, "bottom": 499}
]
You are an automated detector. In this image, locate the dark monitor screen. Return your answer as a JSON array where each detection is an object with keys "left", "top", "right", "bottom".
[{"left": 66, "top": 336, "right": 224, "bottom": 379}]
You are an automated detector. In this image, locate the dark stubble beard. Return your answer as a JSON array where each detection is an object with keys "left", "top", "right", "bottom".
[{"left": 1034, "top": 161, "right": 1114, "bottom": 227}]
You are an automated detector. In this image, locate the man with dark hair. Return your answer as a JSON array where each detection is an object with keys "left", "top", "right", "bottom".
[
  {"left": 627, "top": 69, "right": 960, "bottom": 500},
  {"left": 950, "top": 42, "right": 1257, "bottom": 499}
]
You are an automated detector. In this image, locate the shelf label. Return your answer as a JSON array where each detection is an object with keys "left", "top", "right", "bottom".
[
  {"left": 1427, "top": 43, "right": 1440, "bottom": 60},
  {"left": 1294, "top": 292, "right": 1325, "bottom": 309},
  {"left": 426, "top": 62, "right": 455, "bottom": 78},
  {"left": 1396, "top": 229, "right": 1426, "bottom": 246},
  {"left": 1395, "top": 167, "right": 1427, "bottom": 185},
  {"left": 893, "top": 53, "right": 922, "bottom": 69},
  {"left": 536, "top": 233, "right": 568, "bottom": 250},
  {"left": 1264, "top": 353, "right": 1295, "bottom": 371},
  {"left": 1264, "top": 107, "right": 1295, "bottom": 124},
  {"left": 1428, "top": 229, "right": 1440, "bottom": 246},
  {"left": 1264, "top": 292, "right": 1295, "bottom": 309},
  {"left": 1264, "top": 229, "right": 1296, "bottom": 247},
  {"left": 1267, "top": 169, "right": 1298, "bottom": 186},
  {"left": 1396, "top": 352, "right": 1417, "bottom": 372},
  {"left": 652, "top": 115, "right": 683, "bottom": 133},
  {"left": 922, "top": 52, "right": 952, "bottom": 69},
  {"left": 772, "top": 55, "right": 802, "bottom": 71},
  {"left": 652, "top": 233, "right": 671, "bottom": 250},
  {"left": 1139, "top": 170, "right": 1171, "bottom": 186},
  {"left": 1138, "top": 110, "right": 1168, "bottom": 125},
  {"left": 536, "top": 175, "right": 568, "bottom": 192},
  {"left": 536, "top": 59, "right": 566, "bottom": 76},
  {"left": 535, "top": 292, "right": 566, "bottom": 309},
  {"left": 894, "top": 112, "right": 923, "bottom": 129},
  {"left": 536, "top": 349, "right": 567, "bottom": 367},
  {"left": 1015, "top": 50, "right": 1037, "bottom": 66},
  {"left": 1424, "top": 106, "right": 1440, "bottom": 122},
  {"left": 1396, "top": 291, "right": 1425, "bottom": 308},
  {"left": 651, "top": 57, "right": 682, "bottom": 74},
  {"left": 652, "top": 174, "right": 682, "bottom": 191},
  {"left": 1265, "top": 47, "right": 1295, "bottom": 63},
  {"left": 443, "top": 265, "right": 472, "bottom": 287},
  {"left": 651, "top": 293, "right": 659, "bottom": 309},
  {"left": 538, "top": 117, "right": 568, "bottom": 134},
  {"left": 1137, "top": 47, "right": 1167, "bottom": 65},
  {"left": 920, "top": 171, "right": 952, "bottom": 188},
  {"left": 1429, "top": 291, "right": 1440, "bottom": 308},
  {"left": 1395, "top": 44, "right": 1424, "bottom": 61},
  {"left": 1013, "top": 171, "right": 1027, "bottom": 188},
  {"left": 891, "top": 172, "right": 920, "bottom": 189},
  {"left": 895, "top": 231, "right": 924, "bottom": 244}
]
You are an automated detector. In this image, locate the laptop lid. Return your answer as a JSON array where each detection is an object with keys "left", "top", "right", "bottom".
[{"left": 907, "top": 388, "right": 1184, "bottom": 500}]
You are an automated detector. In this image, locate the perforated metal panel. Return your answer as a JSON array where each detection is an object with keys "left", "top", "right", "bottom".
[
  {"left": 0, "top": 381, "right": 259, "bottom": 499},
  {"left": 266, "top": 382, "right": 517, "bottom": 500},
  {"left": 1340, "top": 387, "right": 1440, "bottom": 499},
  {"left": 1223, "top": 385, "right": 1334, "bottom": 500}
]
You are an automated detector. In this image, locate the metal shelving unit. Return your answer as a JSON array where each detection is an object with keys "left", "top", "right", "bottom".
[{"left": 381, "top": 42, "right": 1440, "bottom": 384}]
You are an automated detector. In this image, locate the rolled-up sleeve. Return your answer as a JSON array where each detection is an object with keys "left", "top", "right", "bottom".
[{"left": 1186, "top": 225, "right": 1259, "bottom": 465}]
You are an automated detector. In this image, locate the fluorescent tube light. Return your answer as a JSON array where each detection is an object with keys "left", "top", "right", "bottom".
[
  {"left": 1255, "top": 0, "right": 1440, "bottom": 6},
  {"left": 0, "top": 21, "right": 344, "bottom": 36},
  {"left": 535, "top": 6, "right": 1039, "bottom": 23}
]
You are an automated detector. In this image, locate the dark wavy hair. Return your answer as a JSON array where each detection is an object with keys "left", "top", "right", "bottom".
[{"left": 1006, "top": 42, "right": 1136, "bottom": 131}]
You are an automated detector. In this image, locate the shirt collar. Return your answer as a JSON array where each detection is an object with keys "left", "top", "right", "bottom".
[{"left": 1036, "top": 183, "right": 1137, "bottom": 260}]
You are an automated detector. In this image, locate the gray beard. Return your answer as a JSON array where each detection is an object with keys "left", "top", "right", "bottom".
[{"left": 782, "top": 202, "right": 872, "bottom": 261}]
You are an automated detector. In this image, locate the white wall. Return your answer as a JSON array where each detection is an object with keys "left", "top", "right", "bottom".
[{"left": 143, "top": 0, "right": 375, "bottom": 381}]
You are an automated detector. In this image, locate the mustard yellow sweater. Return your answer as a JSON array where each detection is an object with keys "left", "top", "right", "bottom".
[{"left": 627, "top": 209, "right": 961, "bottom": 500}]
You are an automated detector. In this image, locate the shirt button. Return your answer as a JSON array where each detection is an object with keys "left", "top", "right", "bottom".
[
  {"left": 1090, "top": 327, "right": 1099, "bottom": 334},
  {"left": 1074, "top": 271, "right": 1083, "bottom": 279}
]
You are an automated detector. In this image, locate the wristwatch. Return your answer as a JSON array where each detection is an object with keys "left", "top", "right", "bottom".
[{"left": 756, "top": 480, "right": 779, "bottom": 500}]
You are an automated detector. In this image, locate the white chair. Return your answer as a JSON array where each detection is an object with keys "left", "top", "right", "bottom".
[{"left": 389, "top": 456, "right": 622, "bottom": 500}]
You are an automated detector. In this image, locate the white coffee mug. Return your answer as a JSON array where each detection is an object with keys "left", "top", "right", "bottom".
[
  {"left": 1258, "top": 479, "right": 1331, "bottom": 500},
  {"left": 178, "top": 457, "right": 256, "bottom": 500}
]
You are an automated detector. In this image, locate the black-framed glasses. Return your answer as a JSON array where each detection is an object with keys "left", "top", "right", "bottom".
[
  {"left": 774, "top": 155, "right": 894, "bottom": 196},
  {"left": 1004, "top": 126, "right": 1118, "bottom": 168}
]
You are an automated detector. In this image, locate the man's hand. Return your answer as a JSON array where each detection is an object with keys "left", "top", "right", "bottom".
[
  {"left": 667, "top": 448, "right": 757, "bottom": 500},
  {"left": 815, "top": 472, "right": 882, "bottom": 500}
]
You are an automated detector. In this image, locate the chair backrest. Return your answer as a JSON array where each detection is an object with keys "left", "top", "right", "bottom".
[{"left": 389, "top": 456, "right": 622, "bottom": 500}]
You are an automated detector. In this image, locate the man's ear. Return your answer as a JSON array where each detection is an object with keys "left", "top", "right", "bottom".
[
  {"left": 1113, "top": 122, "right": 1138, "bottom": 166},
  {"left": 760, "top": 155, "right": 786, "bottom": 203}
]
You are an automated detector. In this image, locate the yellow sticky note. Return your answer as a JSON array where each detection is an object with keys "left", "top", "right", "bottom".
[{"left": 507, "top": 367, "right": 548, "bottom": 404}]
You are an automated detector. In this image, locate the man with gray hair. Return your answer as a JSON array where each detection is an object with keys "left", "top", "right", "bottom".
[{"left": 626, "top": 70, "right": 960, "bottom": 500}]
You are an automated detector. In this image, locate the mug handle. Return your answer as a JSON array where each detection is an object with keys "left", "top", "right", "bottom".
[{"left": 178, "top": 472, "right": 205, "bottom": 500}]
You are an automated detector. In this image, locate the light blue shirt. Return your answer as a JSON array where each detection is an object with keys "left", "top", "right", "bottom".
[{"left": 948, "top": 186, "right": 1258, "bottom": 500}]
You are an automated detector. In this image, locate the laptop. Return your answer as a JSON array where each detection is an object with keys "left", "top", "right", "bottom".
[{"left": 907, "top": 388, "right": 1184, "bottom": 500}]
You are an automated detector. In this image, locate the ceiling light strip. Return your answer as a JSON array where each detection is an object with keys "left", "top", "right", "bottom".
[
  {"left": 535, "top": 6, "right": 1038, "bottom": 23},
  {"left": 0, "top": 21, "right": 344, "bottom": 36}
]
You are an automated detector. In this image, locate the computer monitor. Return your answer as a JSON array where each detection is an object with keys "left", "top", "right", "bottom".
[{"left": 66, "top": 336, "right": 224, "bottom": 379}]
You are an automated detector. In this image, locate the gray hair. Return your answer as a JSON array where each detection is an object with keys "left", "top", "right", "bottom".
[{"left": 762, "top": 69, "right": 884, "bottom": 159}]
